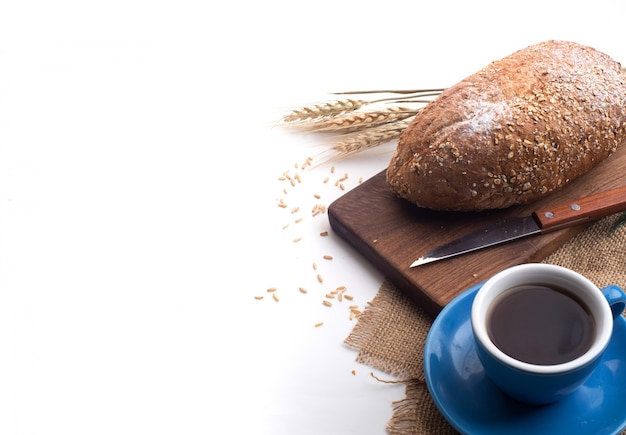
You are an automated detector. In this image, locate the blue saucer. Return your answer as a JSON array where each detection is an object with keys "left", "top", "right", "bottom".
[{"left": 424, "top": 283, "right": 626, "bottom": 435}]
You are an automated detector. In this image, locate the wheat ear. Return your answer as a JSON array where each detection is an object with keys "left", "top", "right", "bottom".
[
  {"left": 282, "top": 99, "right": 367, "bottom": 123},
  {"left": 332, "top": 119, "right": 413, "bottom": 154},
  {"left": 310, "top": 118, "right": 412, "bottom": 166},
  {"left": 286, "top": 107, "right": 419, "bottom": 133}
]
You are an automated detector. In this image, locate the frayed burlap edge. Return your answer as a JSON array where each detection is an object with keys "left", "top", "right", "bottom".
[
  {"left": 344, "top": 279, "right": 429, "bottom": 379},
  {"left": 344, "top": 279, "right": 457, "bottom": 434},
  {"left": 385, "top": 379, "right": 457, "bottom": 435},
  {"left": 344, "top": 213, "right": 626, "bottom": 435}
]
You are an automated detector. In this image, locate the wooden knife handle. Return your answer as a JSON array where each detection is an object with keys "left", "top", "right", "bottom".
[{"left": 533, "top": 184, "right": 626, "bottom": 231}]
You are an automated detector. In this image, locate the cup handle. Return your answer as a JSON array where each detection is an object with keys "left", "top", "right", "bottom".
[{"left": 601, "top": 285, "right": 626, "bottom": 319}]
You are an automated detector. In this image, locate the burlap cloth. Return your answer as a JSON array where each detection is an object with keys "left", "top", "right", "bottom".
[{"left": 344, "top": 213, "right": 626, "bottom": 434}]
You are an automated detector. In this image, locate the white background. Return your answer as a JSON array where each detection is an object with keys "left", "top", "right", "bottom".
[{"left": 1, "top": 1, "right": 625, "bottom": 434}]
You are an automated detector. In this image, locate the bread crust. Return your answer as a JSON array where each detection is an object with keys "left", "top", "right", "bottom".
[{"left": 386, "top": 40, "right": 626, "bottom": 211}]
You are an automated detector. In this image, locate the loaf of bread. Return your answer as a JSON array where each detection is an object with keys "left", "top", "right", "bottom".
[{"left": 386, "top": 40, "right": 626, "bottom": 211}]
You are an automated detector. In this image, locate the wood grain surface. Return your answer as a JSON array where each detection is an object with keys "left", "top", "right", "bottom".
[{"left": 328, "top": 144, "right": 626, "bottom": 318}]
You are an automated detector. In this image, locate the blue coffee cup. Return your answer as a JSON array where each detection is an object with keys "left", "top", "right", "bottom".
[{"left": 471, "top": 264, "right": 626, "bottom": 405}]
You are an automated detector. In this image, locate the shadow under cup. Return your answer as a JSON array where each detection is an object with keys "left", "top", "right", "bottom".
[{"left": 471, "top": 264, "right": 626, "bottom": 405}]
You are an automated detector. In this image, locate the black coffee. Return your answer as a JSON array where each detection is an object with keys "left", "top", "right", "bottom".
[{"left": 487, "top": 284, "right": 595, "bottom": 365}]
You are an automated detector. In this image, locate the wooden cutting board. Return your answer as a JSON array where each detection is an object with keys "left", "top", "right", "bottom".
[{"left": 328, "top": 145, "right": 626, "bottom": 318}]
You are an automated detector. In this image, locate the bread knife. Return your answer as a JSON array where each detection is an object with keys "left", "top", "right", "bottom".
[{"left": 410, "top": 184, "right": 626, "bottom": 268}]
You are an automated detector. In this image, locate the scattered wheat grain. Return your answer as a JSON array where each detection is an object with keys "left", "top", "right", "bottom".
[
  {"left": 254, "top": 296, "right": 264, "bottom": 300},
  {"left": 349, "top": 307, "right": 362, "bottom": 320},
  {"left": 299, "top": 287, "right": 308, "bottom": 294},
  {"left": 273, "top": 293, "right": 280, "bottom": 302},
  {"left": 323, "top": 255, "right": 333, "bottom": 260},
  {"left": 267, "top": 287, "right": 277, "bottom": 292},
  {"left": 293, "top": 237, "right": 302, "bottom": 243},
  {"left": 317, "top": 274, "right": 323, "bottom": 283},
  {"left": 312, "top": 204, "right": 327, "bottom": 216},
  {"left": 323, "top": 300, "right": 332, "bottom": 307},
  {"left": 320, "top": 231, "right": 329, "bottom": 236},
  {"left": 315, "top": 322, "right": 324, "bottom": 327}
]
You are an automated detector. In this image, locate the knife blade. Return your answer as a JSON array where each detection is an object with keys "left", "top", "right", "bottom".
[{"left": 410, "top": 184, "right": 626, "bottom": 268}]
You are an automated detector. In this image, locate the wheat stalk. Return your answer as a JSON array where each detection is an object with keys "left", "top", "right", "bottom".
[
  {"left": 281, "top": 88, "right": 444, "bottom": 164},
  {"left": 333, "top": 118, "right": 413, "bottom": 154},
  {"left": 282, "top": 99, "right": 367, "bottom": 123},
  {"left": 286, "top": 107, "right": 419, "bottom": 133},
  {"left": 281, "top": 89, "right": 444, "bottom": 124},
  {"left": 332, "top": 88, "right": 445, "bottom": 96},
  {"left": 309, "top": 118, "right": 412, "bottom": 166}
]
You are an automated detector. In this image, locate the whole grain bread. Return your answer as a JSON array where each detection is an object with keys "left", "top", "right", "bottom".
[{"left": 386, "top": 40, "right": 626, "bottom": 211}]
